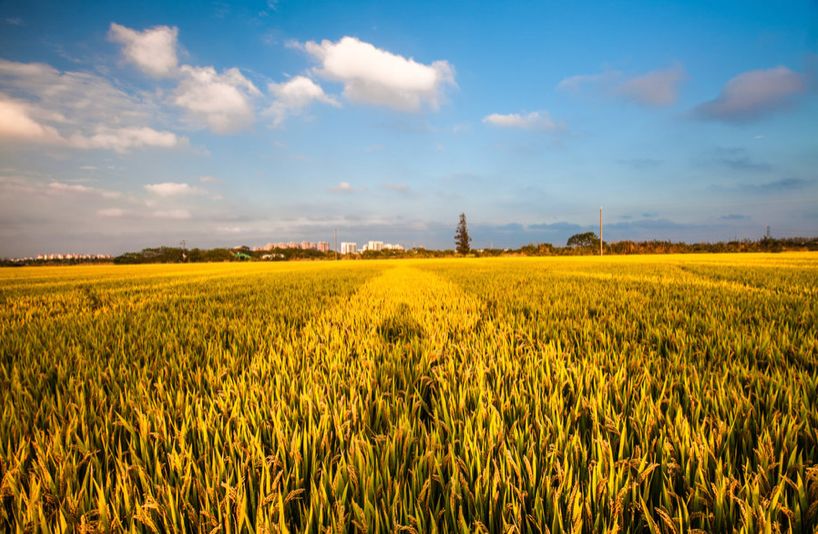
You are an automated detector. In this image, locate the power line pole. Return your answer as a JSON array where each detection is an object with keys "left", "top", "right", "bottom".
[
  {"left": 333, "top": 228, "right": 338, "bottom": 260},
  {"left": 599, "top": 207, "right": 603, "bottom": 256}
]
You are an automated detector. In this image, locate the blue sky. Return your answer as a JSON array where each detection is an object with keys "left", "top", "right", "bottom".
[{"left": 1, "top": 0, "right": 816, "bottom": 255}]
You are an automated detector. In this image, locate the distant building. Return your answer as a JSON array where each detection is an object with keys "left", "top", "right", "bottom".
[
  {"left": 358, "top": 240, "right": 404, "bottom": 252},
  {"left": 317, "top": 241, "right": 330, "bottom": 253},
  {"left": 23, "top": 253, "right": 113, "bottom": 263},
  {"left": 340, "top": 242, "right": 357, "bottom": 254},
  {"left": 363, "top": 240, "right": 384, "bottom": 252}
]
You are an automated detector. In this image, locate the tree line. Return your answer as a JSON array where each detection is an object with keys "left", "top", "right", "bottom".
[{"left": 102, "top": 235, "right": 817, "bottom": 265}]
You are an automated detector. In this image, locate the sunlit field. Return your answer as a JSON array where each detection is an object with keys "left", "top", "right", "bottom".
[{"left": 1, "top": 253, "right": 817, "bottom": 532}]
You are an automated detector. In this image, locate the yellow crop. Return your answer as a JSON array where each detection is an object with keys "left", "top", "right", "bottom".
[{"left": 1, "top": 253, "right": 817, "bottom": 532}]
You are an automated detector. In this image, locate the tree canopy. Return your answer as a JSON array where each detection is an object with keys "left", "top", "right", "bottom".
[{"left": 566, "top": 232, "right": 599, "bottom": 248}]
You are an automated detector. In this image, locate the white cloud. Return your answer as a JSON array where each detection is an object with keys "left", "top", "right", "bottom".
[
  {"left": 153, "top": 209, "right": 192, "bottom": 220},
  {"left": 199, "top": 175, "right": 220, "bottom": 183},
  {"left": 304, "top": 36, "right": 455, "bottom": 111},
  {"left": 145, "top": 182, "right": 198, "bottom": 197},
  {"left": 694, "top": 66, "right": 807, "bottom": 122},
  {"left": 0, "top": 96, "right": 181, "bottom": 151},
  {"left": 266, "top": 75, "right": 339, "bottom": 127},
  {"left": 0, "top": 60, "right": 182, "bottom": 151},
  {"left": 617, "top": 65, "right": 685, "bottom": 106},
  {"left": 558, "top": 65, "right": 686, "bottom": 107},
  {"left": 482, "top": 111, "right": 561, "bottom": 131},
  {"left": 330, "top": 181, "right": 354, "bottom": 192},
  {"left": 69, "top": 126, "right": 183, "bottom": 152},
  {"left": 107, "top": 24, "right": 264, "bottom": 133},
  {"left": 98, "top": 208, "right": 125, "bottom": 217},
  {"left": 174, "top": 65, "right": 261, "bottom": 133},
  {"left": 0, "top": 96, "right": 62, "bottom": 142},
  {"left": 0, "top": 59, "right": 162, "bottom": 126},
  {"left": 108, "top": 23, "right": 179, "bottom": 78}
]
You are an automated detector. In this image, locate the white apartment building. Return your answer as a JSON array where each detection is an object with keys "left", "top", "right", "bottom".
[
  {"left": 363, "top": 240, "right": 384, "bottom": 252},
  {"left": 340, "top": 242, "right": 358, "bottom": 254},
  {"left": 358, "top": 241, "right": 405, "bottom": 252}
]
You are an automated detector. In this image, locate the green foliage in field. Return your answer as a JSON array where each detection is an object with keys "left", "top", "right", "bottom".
[{"left": 1, "top": 255, "right": 817, "bottom": 532}]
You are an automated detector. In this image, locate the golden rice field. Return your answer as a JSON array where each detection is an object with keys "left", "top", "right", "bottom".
[{"left": 1, "top": 253, "right": 817, "bottom": 533}]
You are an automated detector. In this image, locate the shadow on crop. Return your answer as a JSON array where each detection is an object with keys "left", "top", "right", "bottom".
[{"left": 377, "top": 303, "right": 424, "bottom": 344}]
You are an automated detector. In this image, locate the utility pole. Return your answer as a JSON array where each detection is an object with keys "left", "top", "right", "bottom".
[
  {"left": 180, "top": 240, "right": 187, "bottom": 262},
  {"left": 599, "top": 207, "right": 603, "bottom": 256},
  {"left": 333, "top": 228, "right": 338, "bottom": 260}
]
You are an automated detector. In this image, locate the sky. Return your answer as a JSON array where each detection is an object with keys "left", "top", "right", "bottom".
[{"left": 1, "top": 0, "right": 817, "bottom": 256}]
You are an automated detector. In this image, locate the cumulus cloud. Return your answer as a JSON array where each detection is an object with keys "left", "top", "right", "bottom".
[
  {"left": 482, "top": 111, "right": 562, "bottom": 131},
  {"left": 174, "top": 65, "right": 261, "bottom": 133},
  {"left": 0, "top": 60, "right": 182, "bottom": 151},
  {"left": 266, "top": 75, "right": 339, "bottom": 127},
  {"left": 0, "top": 94, "right": 181, "bottom": 152},
  {"left": 105, "top": 24, "right": 262, "bottom": 133},
  {"left": 617, "top": 65, "right": 685, "bottom": 106},
  {"left": 108, "top": 23, "right": 179, "bottom": 78},
  {"left": 303, "top": 36, "right": 455, "bottom": 112},
  {"left": 558, "top": 64, "right": 685, "bottom": 107},
  {"left": 0, "top": 59, "right": 161, "bottom": 126},
  {"left": 144, "top": 182, "right": 199, "bottom": 197},
  {"left": 0, "top": 96, "right": 62, "bottom": 142},
  {"left": 694, "top": 66, "right": 807, "bottom": 123}
]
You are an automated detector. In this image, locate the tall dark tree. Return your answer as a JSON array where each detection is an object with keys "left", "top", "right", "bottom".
[{"left": 455, "top": 213, "right": 471, "bottom": 255}]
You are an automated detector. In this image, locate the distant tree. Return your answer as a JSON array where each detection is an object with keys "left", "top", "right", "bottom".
[
  {"left": 454, "top": 213, "right": 471, "bottom": 255},
  {"left": 566, "top": 232, "right": 599, "bottom": 248}
]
